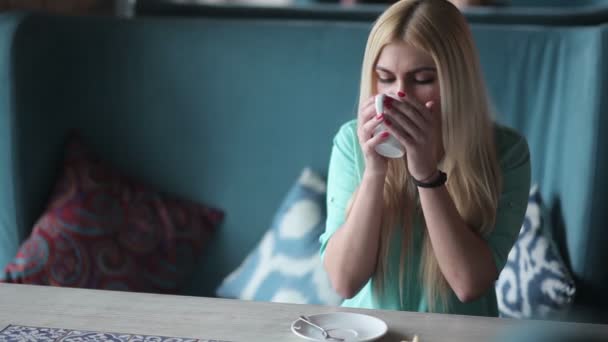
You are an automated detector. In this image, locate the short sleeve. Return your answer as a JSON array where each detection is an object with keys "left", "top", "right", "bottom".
[
  {"left": 319, "top": 120, "right": 363, "bottom": 259},
  {"left": 487, "top": 126, "right": 532, "bottom": 274}
]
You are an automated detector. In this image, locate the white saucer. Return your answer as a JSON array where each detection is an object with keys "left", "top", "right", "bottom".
[{"left": 291, "top": 312, "right": 388, "bottom": 342}]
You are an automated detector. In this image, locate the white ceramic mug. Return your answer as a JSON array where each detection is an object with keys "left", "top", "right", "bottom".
[{"left": 373, "top": 94, "right": 405, "bottom": 158}]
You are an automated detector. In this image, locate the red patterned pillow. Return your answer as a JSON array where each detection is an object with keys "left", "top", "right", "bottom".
[{"left": 1, "top": 135, "right": 224, "bottom": 293}]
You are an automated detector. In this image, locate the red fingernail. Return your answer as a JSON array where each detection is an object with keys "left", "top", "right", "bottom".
[
  {"left": 376, "top": 114, "right": 384, "bottom": 120},
  {"left": 385, "top": 119, "right": 392, "bottom": 126},
  {"left": 398, "top": 91, "right": 405, "bottom": 97},
  {"left": 380, "top": 132, "right": 390, "bottom": 138}
]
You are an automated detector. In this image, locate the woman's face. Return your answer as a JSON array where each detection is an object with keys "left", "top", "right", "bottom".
[{"left": 374, "top": 41, "right": 440, "bottom": 111}]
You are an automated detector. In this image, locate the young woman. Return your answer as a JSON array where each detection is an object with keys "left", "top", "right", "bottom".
[{"left": 320, "top": 0, "right": 530, "bottom": 316}]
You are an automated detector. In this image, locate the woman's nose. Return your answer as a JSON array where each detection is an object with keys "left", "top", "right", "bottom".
[
  {"left": 389, "top": 85, "right": 407, "bottom": 98},
  {"left": 394, "top": 81, "right": 407, "bottom": 97},
  {"left": 383, "top": 86, "right": 400, "bottom": 98}
]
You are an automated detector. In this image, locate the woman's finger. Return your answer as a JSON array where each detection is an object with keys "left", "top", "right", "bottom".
[
  {"left": 400, "top": 93, "right": 430, "bottom": 120},
  {"left": 389, "top": 97, "right": 429, "bottom": 129},
  {"left": 358, "top": 96, "right": 378, "bottom": 123},
  {"left": 425, "top": 101, "right": 438, "bottom": 124},
  {"left": 372, "top": 107, "right": 415, "bottom": 146},
  {"left": 361, "top": 113, "right": 386, "bottom": 140},
  {"left": 383, "top": 122, "right": 416, "bottom": 148},
  {"left": 364, "top": 129, "right": 392, "bottom": 152},
  {"left": 385, "top": 107, "right": 424, "bottom": 144}
]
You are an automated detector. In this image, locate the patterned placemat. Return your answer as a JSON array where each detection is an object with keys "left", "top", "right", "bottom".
[{"left": 0, "top": 325, "right": 231, "bottom": 342}]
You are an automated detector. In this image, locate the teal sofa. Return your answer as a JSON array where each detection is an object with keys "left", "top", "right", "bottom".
[{"left": 1, "top": 12, "right": 607, "bottom": 322}]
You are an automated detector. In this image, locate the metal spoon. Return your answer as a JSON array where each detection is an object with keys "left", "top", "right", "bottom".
[{"left": 298, "top": 315, "right": 345, "bottom": 341}]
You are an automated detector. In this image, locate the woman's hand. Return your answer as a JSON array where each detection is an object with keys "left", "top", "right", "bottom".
[
  {"left": 383, "top": 95, "right": 442, "bottom": 181},
  {"left": 357, "top": 96, "right": 391, "bottom": 177}
]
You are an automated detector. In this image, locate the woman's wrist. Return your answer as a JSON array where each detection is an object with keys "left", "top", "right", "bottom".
[
  {"left": 413, "top": 170, "right": 447, "bottom": 188},
  {"left": 362, "top": 169, "right": 387, "bottom": 184},
  {"left": 416, "top": 169, "right": 440, "bottom": 183}
]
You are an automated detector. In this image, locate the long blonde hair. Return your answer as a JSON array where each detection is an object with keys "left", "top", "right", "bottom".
[{"left": 355, "top": 0, "right": 502, "bottom": 312}]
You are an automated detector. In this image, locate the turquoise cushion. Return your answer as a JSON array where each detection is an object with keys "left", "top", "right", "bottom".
[
  {"left": 496, "top": 185, "right": 576, "bottom": 320},
  {"left": 216, "top": 168, "right": 342, "bottom": 305}
]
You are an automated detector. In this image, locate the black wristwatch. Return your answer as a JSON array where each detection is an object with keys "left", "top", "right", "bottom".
[{"left": 413, "top": 170, "right": 447, "bottom": 188}]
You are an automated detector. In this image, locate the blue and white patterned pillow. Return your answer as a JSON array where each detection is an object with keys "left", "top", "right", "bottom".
[
  {"left": 216, "top": 168, "right": 342, "bottom": 305},
  {"left": 495, "top": 184, "right": 576, "bottom": 319}
]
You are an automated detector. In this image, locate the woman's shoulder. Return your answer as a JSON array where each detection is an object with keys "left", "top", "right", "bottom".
[
  {"left": 331, "top": 119, "right": 365, "bottom": 175},
  {"left": 333, "top": 119, "right": 359, "bottom": 146},
  {"left": 336, "top": 119, "right": 358, "bottom": 137},
  {"left": 493, "top": 124, "right": 530, "bottom": 170}
]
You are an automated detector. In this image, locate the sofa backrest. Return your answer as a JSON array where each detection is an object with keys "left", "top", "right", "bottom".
[
  {"left": 475, "top": 23, "right": 608, "bottom": 314},
  {"left": 136, "top": 1, "right": 608, "bottom": 26},
  {"left": 0, "top": 13, "right": 607, "bottom": 314},
  {"left": 0, "top": 13, "right": 368, "bottom": 296}
]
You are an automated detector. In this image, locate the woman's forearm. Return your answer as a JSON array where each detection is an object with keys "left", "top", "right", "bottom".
[
  {"left": 418, "top": 185, "right": 498, "bottom": 302},
  {"left": 323, "top": 171, "right": 386, "bottom": 298}
]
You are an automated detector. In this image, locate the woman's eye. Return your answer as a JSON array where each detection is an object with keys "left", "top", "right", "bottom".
[
  {"left": 415, "top": 78, "right": 435, "bottom": 85},
  {"left": 413, "top": 72, "right": 436, "bottom": 84},
  {"left": 378, "top": 77, "right": 394, "bottom": 84}
]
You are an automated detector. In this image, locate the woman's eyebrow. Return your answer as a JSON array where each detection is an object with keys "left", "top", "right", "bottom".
[{"left": 375, "top": 66, "right": 437, "bottom": 75}]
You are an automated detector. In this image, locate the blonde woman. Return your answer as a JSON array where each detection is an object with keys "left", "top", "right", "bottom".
[{"left": 320, "top": 0, "right": 530, "bottom": 316}]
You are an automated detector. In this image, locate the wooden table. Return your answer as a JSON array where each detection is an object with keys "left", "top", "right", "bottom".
[{"left": 1, "top": 283, "right": 607, "bottom": 342}]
